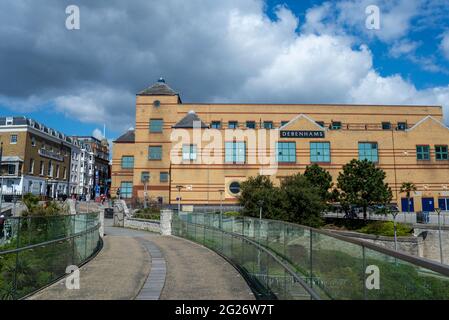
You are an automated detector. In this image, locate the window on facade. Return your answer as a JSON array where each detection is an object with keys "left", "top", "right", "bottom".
[
  {"left": 120, "top": 181, "right": 133, "bottom": 199},
  {"left": 228, "top": 121, "right": 238, "bottom": 129},
  {"left": 10, "top": 134, "right": 17, "bottom": 144},
  {"left": 7, "top": 164, "right": 15, "bottom": 175},
  {"left": 149, "top": 146, "right": 162, "bottom": 160},
  {"left": 40, "top": 161, "right": 44, "bottom": 175},
  {"left": 160, "top": 172, "right": 169, "bottom": 183},
  {"left": 150, "top": 119, "right": 163, "bottom": 133},
  {"left": 382, "top": 122, "right": 391, "bottom": 130},
  {"left": 225, "top": 142, "right": 246, "bottom": 164},
  {"left": 276, "top": 142, "right": 296, "bottom": 163},
  {"left": 316, "top": 121, "right": 325, "bottom": 128},
  {"left": 397, "top": 122, "right": 407, "bottom": 130},
  {"left": 280, "top": 121, "right": 289, "bottom": 127},
  {"left": 310, "top": 142, "right": 331, "bottom": 163},
  {"left": 211, "top": 121, "right": 221, "bottom": 129},
  {"left": 331, "top": 122, "right": 342, "bottom": 130},
  {"left": 416, "top": 145, "right": 430, "bottom": 160},
  {"left": 141, "top": 171, "right": 150, "bottom": 182},
  {"left": 435, "top": 145, "right": 448, "bottom": 160},
  {"left": 246, "top": 121, "right": 256, "bottom": 129},
  {"left": 31, "top": 136, "right": 36, "bottom": 147},
  {"left": 56, "top": 165, "right": 60, "bottom": 178},
  {"left": 29, "top": 159, "right": 34, "bottom": 174},
  {"left": 358, "top": 142, "right": 378, "bottom": 162},
  {"left": 48, "top": 161, "right": 53, "bottom": 177},
  {"left": 121, "top": 156, "right": 134, "bottom": 169},
  {"left": 263, "top": 121, "right": 273, "bottom": 129},
  {"left": 182, "top": 144, "right": 197, "bottom": 161},
  {"left": 229, "top": 181, "right": 241, "bottom": 195}
]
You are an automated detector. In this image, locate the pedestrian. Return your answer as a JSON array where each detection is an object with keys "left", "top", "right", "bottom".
[{"left": 0, "top": 214, "right": 5, "bottom": 238}]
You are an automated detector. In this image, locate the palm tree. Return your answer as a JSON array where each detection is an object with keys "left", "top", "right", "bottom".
[{"left": 400, "top": 182, "right": 417, "bottom": 214}]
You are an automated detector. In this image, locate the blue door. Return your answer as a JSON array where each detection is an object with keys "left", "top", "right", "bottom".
[
  {"left": 401, "top": 198, "right": 414, "bottom": 212},
  {"left": 422, "top": 198, "right": 435, "bottom": 212},
  {"left": 438, "top": 198, "right": 449, "bottom": 211}
]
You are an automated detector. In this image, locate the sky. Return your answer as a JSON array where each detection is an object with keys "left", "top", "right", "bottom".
[{"left": 0, "top": 0, "right": 449, "bottom": 142}]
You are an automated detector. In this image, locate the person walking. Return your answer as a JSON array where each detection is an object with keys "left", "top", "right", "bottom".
[{"left": 0, "top": 214, "right": 5, "bottom": 238}]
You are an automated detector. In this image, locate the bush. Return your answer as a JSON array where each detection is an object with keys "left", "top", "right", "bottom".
[
  {"left": 357, "top": 221, "right": 413, "bottom": 237},
  {"left": 134, "top": 208, "right": 160, "bottom": 220},
  {"left": 224, "top": 211, "right": 240, "bottom": 217},
  {"left": 21, "top": 199, "right": 68, "bottom": 217}
]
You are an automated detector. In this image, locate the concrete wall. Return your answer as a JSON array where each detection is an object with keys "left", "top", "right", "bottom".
[
  {"left": 414, "top": 226, "right": 449, "bottom": 265},
  {"left": 124, "top": 217, "right": 160, "bottom": 233}
]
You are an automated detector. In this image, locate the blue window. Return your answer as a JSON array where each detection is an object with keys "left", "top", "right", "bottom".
[
  {"left": 228, "top": 121, "right": 238, "bottom": 129},
  {"left": 397, "top": 122, "right": 407, "bottom": 130},
  {"left": 435, "top": 145, "right": 448, "bottom": 160},
  {"left": 121, "top": 156, "right": 134, "bottom": 169},
  {"left": 263, "top": 121, "right": 273, "bottom": 129},
  {"left": 281, "top": 121, "right": 289, "bottom": 127},
  {"left": 358, "top": 142, "right": 378, "bottom": 162},
  {"left": 316, "top": 121, "right": 325, "bottom": 128},
  {"left": 149, "top": 119, "right": 163, "bottom": 132},
  {"left": 182, "top": 144, "right": 197, "bottom": 160},
  {"left": 120, "top": 182, "right": 133, "bottom": 199},
  {"left": 149, "top": 146, "right": 162, "bottom": 160},
  {"left": 331, "top": 121, "right": 342, "bottom": 130},
  {"left": 160, "top": 172, "right": 169, "bottom": 183},
  {"left": 141, "top": 171, "right": 150, "bottom": 182},
  {"left": 416, "top": 145, "right": 430, "bottom": 160},
  {"left": 310, "top": 142, "right": 330, "bottom": 163},
  {"left": 276, "top": 142, "right": 296, "bottom": 163},
  {"left": 211, "top": 121, "right": 221, "bottom": 129},
  {"left": 225, "top": 142, "right": 246, "bottom": 164},
  {"left": 246, "top": 121, "right": 256, "bottom": 129}
]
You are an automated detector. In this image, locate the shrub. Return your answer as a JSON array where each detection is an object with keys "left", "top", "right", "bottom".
[
  {"left": 357, "top": 221, "right": 413, "bottom": 237},
  {"left": 224, "top": 211, "right": 240, "bottom": 217}
]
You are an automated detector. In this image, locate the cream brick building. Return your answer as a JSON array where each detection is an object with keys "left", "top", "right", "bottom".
[{"left": 112, "top": 79, "right": 449, "bottom": 212}]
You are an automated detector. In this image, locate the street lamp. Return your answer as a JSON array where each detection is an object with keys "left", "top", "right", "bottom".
[
  {"left": 258, "top": 199, "right": 264, "bottom": 220},
  {"left": 436, "top": 208, "right": 444, "bottom": 264},
  {"left": 218, "top": 189, "right": 224, "bottom": 229},
  {"left": 176, "top": 185, "right": 184, "bottom": 213},
  {"left": 0, "top": 142, "right": 3, "bottom": 213}
]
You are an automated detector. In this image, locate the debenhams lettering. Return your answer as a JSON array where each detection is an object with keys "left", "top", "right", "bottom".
[{"left": 280, "top": 130, "right": 325, "bottom": 138}]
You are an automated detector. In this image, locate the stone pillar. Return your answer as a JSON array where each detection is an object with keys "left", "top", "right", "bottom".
[
  {"left": 160, "top": 209, "right": 173, "bottom": 236},
  {"left": 99, "top": 209, "right": 104, "bottom": 238},
  {"left": 66, "top": 199, "right": 77, "bottom": 215}
]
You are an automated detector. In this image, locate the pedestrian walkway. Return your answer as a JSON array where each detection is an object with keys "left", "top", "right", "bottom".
[{"left": 30, "top": 222, "right": 254, "bottom": 300}]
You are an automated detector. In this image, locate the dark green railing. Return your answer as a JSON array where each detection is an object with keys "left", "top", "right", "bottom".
[
  {"left": 0, "top": 213, "right": 102, "bottom": 300},
  {"left": 173, "top": 212, "right": 449, "bottom": 300}
]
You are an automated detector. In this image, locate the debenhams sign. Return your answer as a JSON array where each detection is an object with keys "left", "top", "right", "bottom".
[{"left": 280, "top": 130, "right": 325, "bottom": 138}]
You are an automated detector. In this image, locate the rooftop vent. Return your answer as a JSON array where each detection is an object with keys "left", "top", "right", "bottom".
[{"left": 158, "top": 77, "right": 166, "bottom": 83}]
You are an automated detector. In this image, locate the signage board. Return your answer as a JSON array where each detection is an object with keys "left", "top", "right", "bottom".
[{"left": 280, "top": 130, "right": 325, "bottom": 138}]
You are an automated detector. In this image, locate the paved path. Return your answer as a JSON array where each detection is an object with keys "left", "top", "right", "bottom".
[{"left": 30, "top": 222, "right": 254, "bottom": 300}]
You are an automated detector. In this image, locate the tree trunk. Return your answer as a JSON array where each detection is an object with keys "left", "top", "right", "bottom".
[{"left": 363, "top": 206, "right": 367, "bottom": 220}]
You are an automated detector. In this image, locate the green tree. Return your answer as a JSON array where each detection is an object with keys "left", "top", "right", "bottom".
[
  {"left": 304, "top": 164, "right": 333, "bottom": 201},
  {"left": 400, "top": 182, "right": 417, "bottom": 213},
  {"left": 280, "top": 174, "right": 325, "bottom": 227},
  {"left": 337, "top": 159, "right": 393, "bottom": 220},
  {"left": 238, "top": 175, "right": 285, "bottom": 220}
]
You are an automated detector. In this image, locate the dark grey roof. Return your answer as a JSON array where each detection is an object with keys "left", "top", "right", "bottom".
[
  {"left": 172, "top": 111, "right": 209, "bottom": 129},
  {"left": 114, "top": 130, "right": 135, "bottom": 143},
  {"left": 0, "top": 116, "right": 28, "bottom": 125},
  {"left": 138, "top": 78, "right": 178, "bottom": 96}
]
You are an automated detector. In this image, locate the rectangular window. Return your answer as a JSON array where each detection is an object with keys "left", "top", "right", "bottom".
[
  {"left": 358, "top": 142, "right": 378, "bottom": 162},
  {"left": 416, "top": 145, "right": 430, "bottom": 160},
  {"left": 331, "top": 122, "right": 342, "bottom": 130},
  {"left": 281, "top": 121, "right": 289, "bottom": 127},
  {"left": 29, "top": 159, "right": 34, "bottom": 174},
  {"left": 149, "top": 119, "right": 163, "bottom": 133},
  {"left": 31, "top": 136, "right": 36, "bottom": 147},
  {"left": 310, "top": 142, "right": 331, "bottom": 163},
  {"left": 10, "top": 134, "right": 17, "bottom": 144},
  {"left": 56, "top": 165, "right": 60, "bottom": 178},
  {"left": 315, "top": 121, "right": 325, "bottom": 128},
  {"left": 397, "top": 122, "right": 407, "bottom": 130},
  {"left": 382, "top": 122, "right": 391, "bottom": 130},
  {"left": 121, "top": 156, "right": 134, "bottom": 169},
  {"left": 211, "top": 121, "right": 221, "bottom": 129},
  {"left": 228, "top": 121, "right": 238, "bottom": 129},
  {"left": 120, "top": 181, "right": 133, "bottom": 199},
  {"left": 182, "top": 144, "right": 197, "bottom": 160},
  {"left": 141, "top": 171, "right": 150, "bottom": 182},
  {"left": 263, "top": 121, "right": 273, "bottom": 129},
  {"left": 435, "top": 145, "right": 448, "bottom": 160},
  {"left": 225, "top": 142, "right": 246, "bottom": 164},
  {"left": 149, "top": 146, "right": 162, "bottom": 160},
  {"left": 276, "top": 142, "right": 296, "bottom": 163},
  {"left": 40, "top": 161, "right": 44, "bottom": 175},
  {"left": 160, "top": 172, "right": 169, "bottom": 183},
  {"left": 48, "top": 161, "right": 53, "bottom": 177},
  {"left": 7, "top": 164, "right": 15, "bottom": 175},
  {"left": 246, "top": 121, "right": 256, "bottom": 129}
]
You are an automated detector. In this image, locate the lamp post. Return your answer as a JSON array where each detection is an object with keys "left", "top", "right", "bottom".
[
  {"left": 176, "top": 185, "right": 184, "bottom": 213},
  {"left": 218, "top": 189, "right": 224, "bottom": 229},
  {"left": 391, "top": 209, "right": 398, "bottom": 251},
  {"left": 142, "top": 173, "right": 150, "bottom": 209},
  {"left": 258, "top": 199, "right": 264, "bottom": 221},
  {"left": 436, "top": 208, "right": 444, "bottom": 264},
  {"left": 0, "top": 142, "right": 3, "bottom": 213}
]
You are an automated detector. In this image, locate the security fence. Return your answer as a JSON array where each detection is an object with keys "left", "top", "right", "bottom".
[
  {"left": 173, "top": 212, "right": 449, "bottom": 300},
  {"left": 0, "top": 213, "right": 101, "bottom": 299}
]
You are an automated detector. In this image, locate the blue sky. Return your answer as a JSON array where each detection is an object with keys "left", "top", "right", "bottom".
[{"left": 0, "top": 0, "right": 449, "bottom": 141}]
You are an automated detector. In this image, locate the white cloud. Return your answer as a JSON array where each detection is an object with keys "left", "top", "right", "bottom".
[
  {"left": 92, "top": 128, "right": 105, "bottom": 141},
  {"left": 440, "top": 32, "right": 449, "bottom": 60},
  {"left": 389, "top": 39, "right": 420, "bottom": 58}
]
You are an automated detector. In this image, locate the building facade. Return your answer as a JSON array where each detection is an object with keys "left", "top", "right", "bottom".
[
  {"left": 112, "top": 79, "right": 449, "bottom": 212},
  {"left": 0, "top": 116, "right": 73, "bottom": 198}
]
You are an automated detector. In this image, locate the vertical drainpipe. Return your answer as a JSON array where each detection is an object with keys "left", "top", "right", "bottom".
[{"left": 391, "top": 129, "right": 399, "bottom": 204}]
